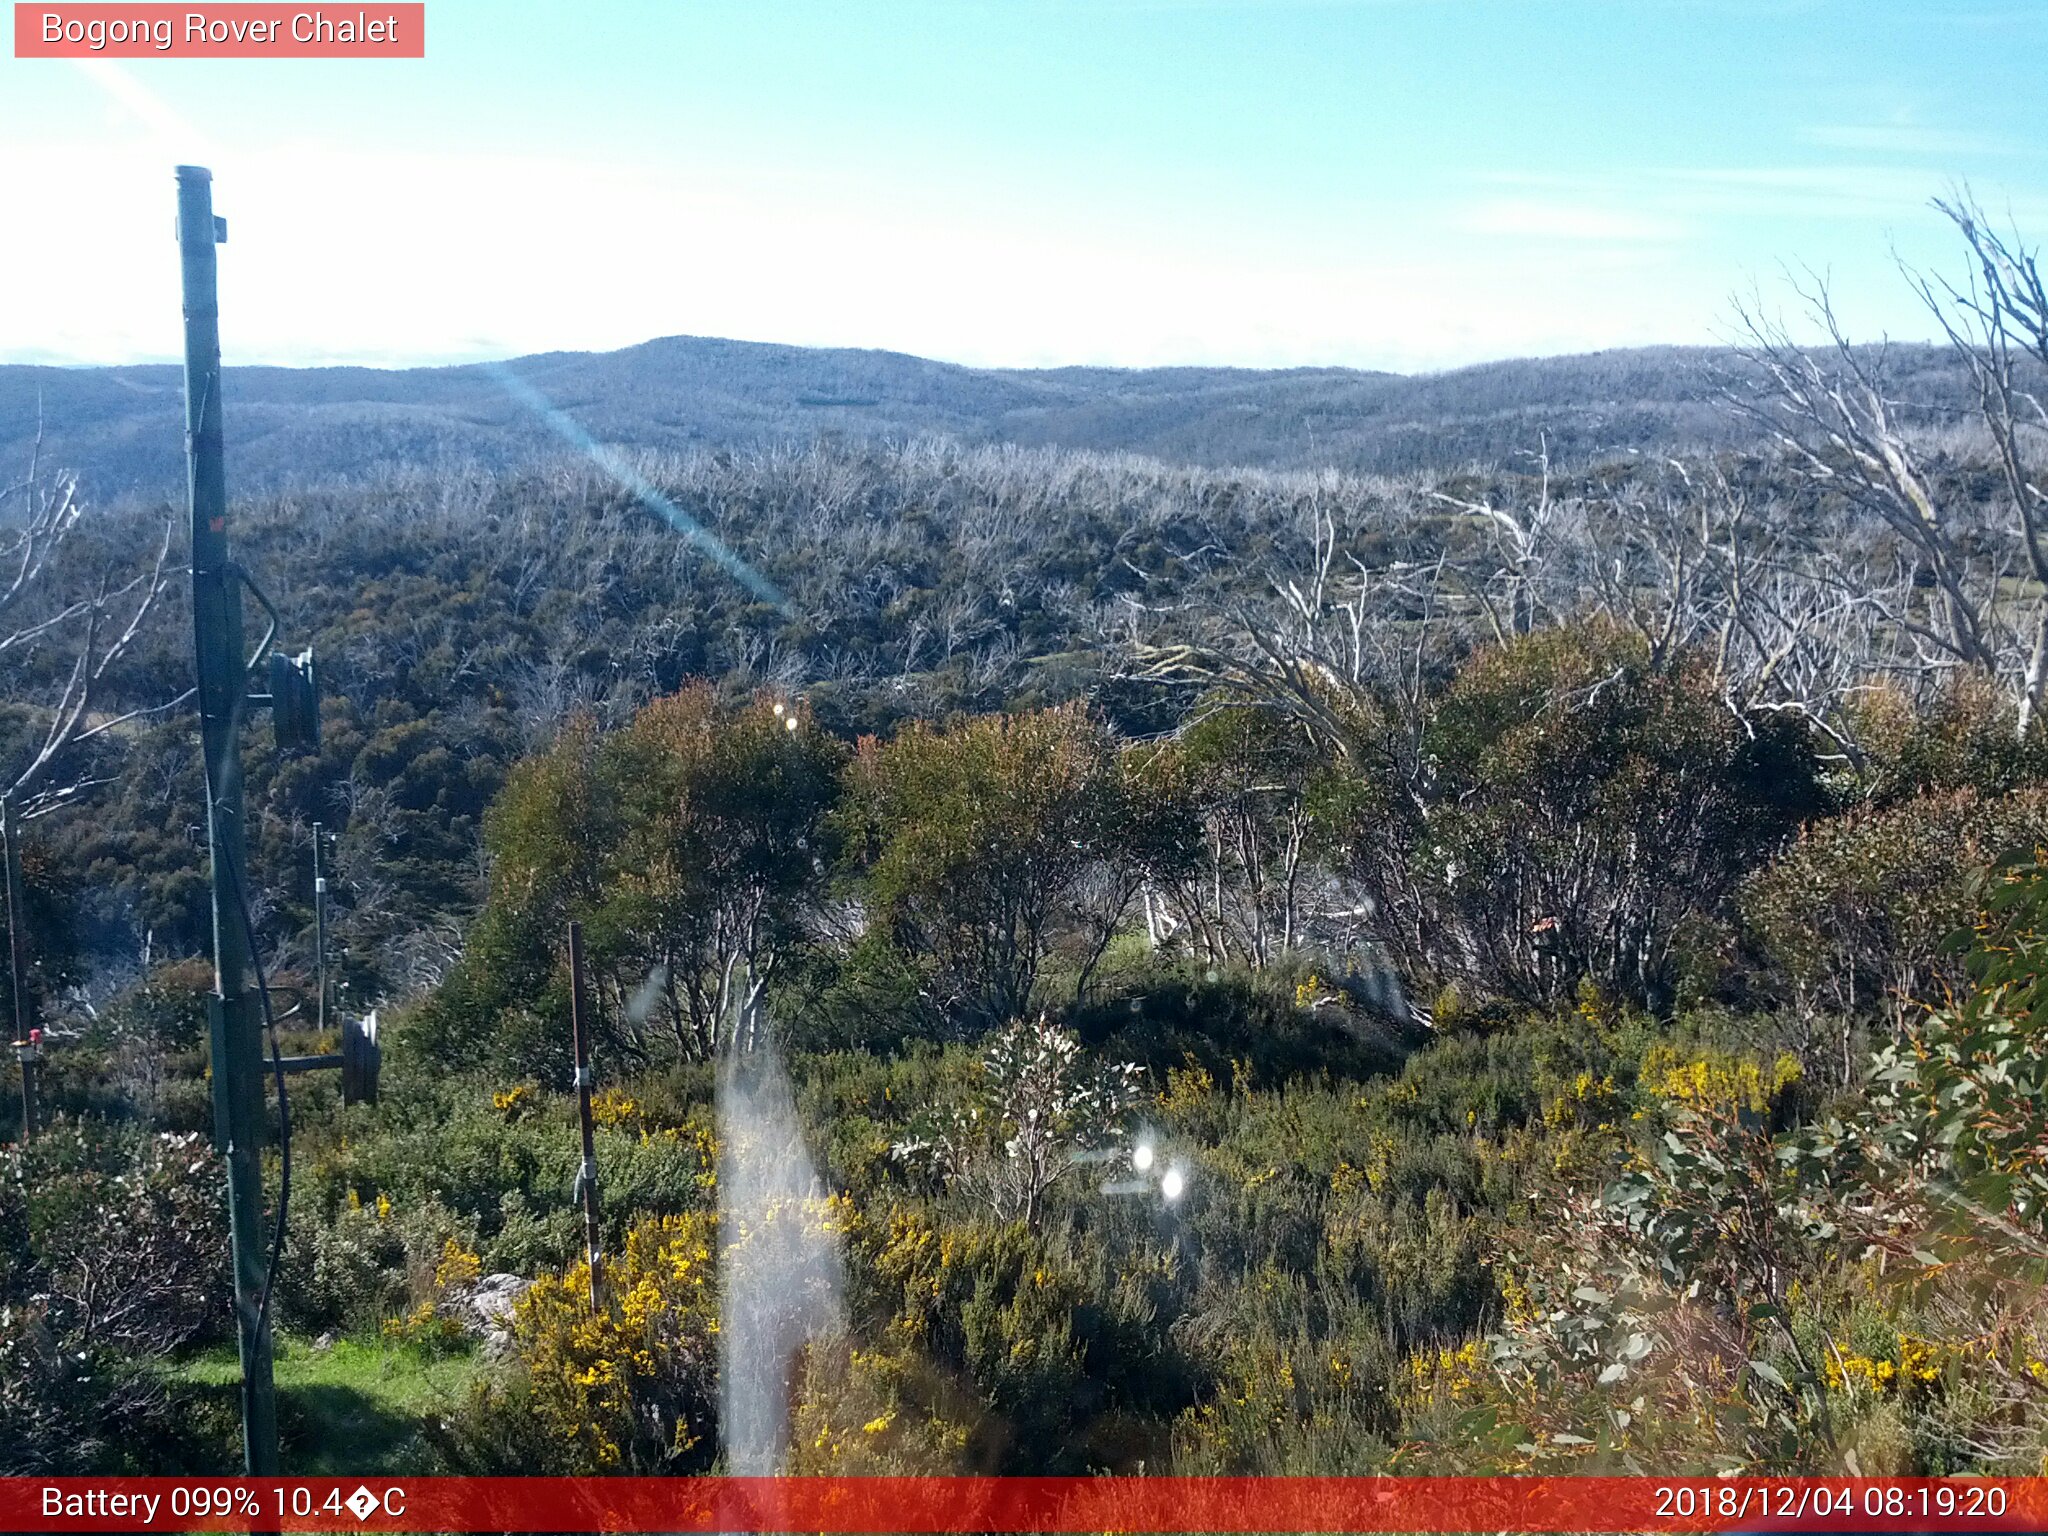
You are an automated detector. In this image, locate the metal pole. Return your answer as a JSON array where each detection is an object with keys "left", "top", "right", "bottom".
[
  {"left": 312, "top": 821, "right": 327, "bottom": 1036},
  {"left": 3, "top": 802, "right": 36, "bottom": 1142},
  {"left": 568, "top": 921, "right": 604, "bottom": 1310},
  {"left": 178, "top": 164, "right": 278, "bottom": 1476},
  {"left": 10, "top": 1033, "right": 36, "bottom": 1145}
]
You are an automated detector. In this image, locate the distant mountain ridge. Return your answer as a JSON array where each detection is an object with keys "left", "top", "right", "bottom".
[{"left": 0, "top": 333, "right": 1966, "bottom": 499}]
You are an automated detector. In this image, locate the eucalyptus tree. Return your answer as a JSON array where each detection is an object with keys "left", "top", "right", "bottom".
[
  {"left": 839, "top": 703, "right": 1130, "bottom": 1034},
  {"left": 1727, "top": 196, "right": 2048, "bottom": 736},
  {"left": 422, "top": 684, "right": 843, "bottom": 1070},
  {"left": 0, "top": 436, "right": 179, "bottom": 1046}
]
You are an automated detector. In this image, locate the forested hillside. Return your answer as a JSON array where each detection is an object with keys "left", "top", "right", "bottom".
[
  {"left": 2, "top": 336, "right": 1982, "bottom": 500},
  {"left": 5, "top": 209, "right": 2048, "bottom": 1481}
]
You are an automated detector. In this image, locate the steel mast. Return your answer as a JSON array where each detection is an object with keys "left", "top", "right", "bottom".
[{"left": 177, "top": 162, "right": 279, "bottom": 1475}]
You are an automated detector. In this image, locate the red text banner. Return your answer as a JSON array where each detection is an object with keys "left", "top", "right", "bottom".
[
  {"left": 5, "top": 1476, "right": 2048, "bottom": 1533},
  {"left": 14, "top": 4, "right": 424, "bottom": 57}
]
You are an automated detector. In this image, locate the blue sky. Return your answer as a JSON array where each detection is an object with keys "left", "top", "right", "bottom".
[{"left": 2, "top": 0, "right": 2044, "bottom": 371}]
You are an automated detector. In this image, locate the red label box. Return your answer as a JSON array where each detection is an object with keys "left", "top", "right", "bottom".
[
  {"left": 14, "top": 3, "right": 424, "bottom": 57},
  {"left": 4, "top": 1476, "right": 2048, "bottom": 1533}
]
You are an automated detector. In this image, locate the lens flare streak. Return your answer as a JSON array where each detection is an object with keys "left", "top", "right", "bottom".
[{"left": 484, "top": 360, "right": 790, "bottom": 613}]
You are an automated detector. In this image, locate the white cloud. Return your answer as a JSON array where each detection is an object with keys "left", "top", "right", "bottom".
[
  {"left": 2, "top": 61, "right": 2000, "bottom": 378},
  {"left": 0, "top": 131, "right": 1730, "bottom": 373}
]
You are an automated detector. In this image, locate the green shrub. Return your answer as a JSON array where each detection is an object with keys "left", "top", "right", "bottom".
[
  {"left": 0, "top": 1121, "right": 231, "bottom": 1474},
  {"left": 281, "top": 1193, "right": 472, "bottom": 1336},
  {"left": 1074, "top": 960, "right": 1405, "bottom": 1090},
  {"left": 1372, "top": 622, "right": 1825, "bottom": 1008},
  {"left": 1169, "top": 1262, "right": 1397, "bottom": 1474},
  {"left": 1850, "top": 677, "right": 2048, "bottom": 808},
  {"left": 94, "top": 958, "right": 214, "bottom": 1051},
  {"left": 838, "top": 705, "right": 1127, "bottom": 1034},
  {"left": 10, "top": 1120, "right": 227, "bottom": 1355},
  {"left": 410, "top": 684, "right": 843, "bottom": 1070},
  {"left": 1742, "top": 787, "right": 2048, "bottom": 1028},
  {"left": 859, "top": 1211, "right": 1094, "bottom": 1471}
]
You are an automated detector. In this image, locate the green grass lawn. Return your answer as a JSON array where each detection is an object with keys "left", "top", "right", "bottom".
[{"left": 166, "top": 1334, "right": 487, "bottom": 1474}]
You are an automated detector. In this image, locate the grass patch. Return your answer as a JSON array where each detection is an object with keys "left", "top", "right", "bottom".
[{"left": 166, "top": 1334, "right": 485, "bottom": 1474}]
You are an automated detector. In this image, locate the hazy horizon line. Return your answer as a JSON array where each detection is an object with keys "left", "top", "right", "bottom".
[{"left": 0, "top": 329, "right": 1945, "bottom": 381}]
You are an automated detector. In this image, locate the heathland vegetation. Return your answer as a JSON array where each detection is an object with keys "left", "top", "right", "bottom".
[
  {"left": 4, "top": 198, "right": 2048, "bottom": 1477},
  {"left": 0, "top": 333, "right": 1987, "bottom": 501}
]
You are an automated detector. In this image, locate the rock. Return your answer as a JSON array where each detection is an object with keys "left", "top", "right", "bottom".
[
  {"left": 460, "top": 1272, "right": 532, "bottom": 1359},
  {"left": 311, "top": 1331, "right": 337, "bottom": 1352},
  {"left": 469, "top": 1272, "right": 531, "bottom": 1327}
]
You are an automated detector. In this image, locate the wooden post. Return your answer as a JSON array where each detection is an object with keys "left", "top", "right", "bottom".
[{"left": 568, "top": 921, "right": 604, "bottom": 1310}]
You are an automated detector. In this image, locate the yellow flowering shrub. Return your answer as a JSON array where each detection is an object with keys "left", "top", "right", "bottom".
[
  {"left": 786, "top": 1340, "right": 972, "bottom": 1472},
  {"left": 462, "top": 1213, "right": 719, "bottom": 1473},
  {"left": 1821, "top": 1331, "right": 1957, "bottom": 1401},
  {"left": 1402, "top": 1338, "right": 1483, "bottom": 1410},
  {"left": 1172, "top": 1332, "right": 1392, "bottom": 1474},
  {"left": 1542, "top": 1071, "right": 1623, "bottom": 1131},
  {"left": 382, "top": 1299, "right": 466, "bottom": 1352},
  {"left": 1641, "top": 1045, "right": 1800, "bottom": 1119},
  {"left": 435, "top": 1236, "right": 482, "bottom": 1294},
  {"left": 1157, "top": 1055, "right": 1214, "bottom": 1117},
  {"left": 862, "top": 1209, "right": 1090, "bottom": 1461}
]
